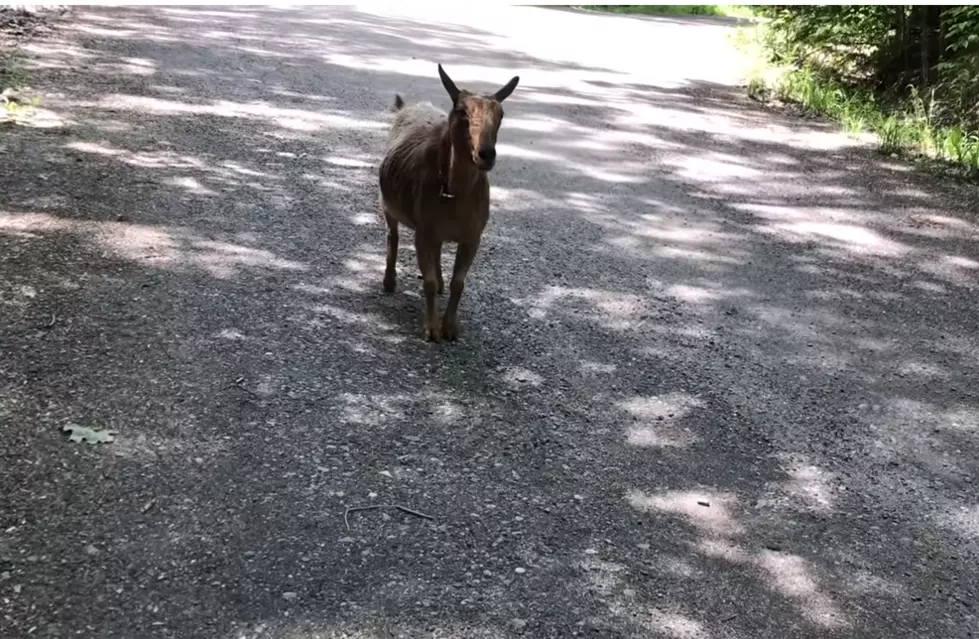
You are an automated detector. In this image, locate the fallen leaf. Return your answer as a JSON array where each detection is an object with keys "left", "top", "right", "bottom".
[{"left": 62, "top": 423, "right": 116, "bottom": 445}]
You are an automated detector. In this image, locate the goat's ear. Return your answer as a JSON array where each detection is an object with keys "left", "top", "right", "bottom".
[
  {"left": 494, "top": 75, "right": 520, "bottom": 103},
  {"left": 438, "top": 64, "right": 460, "bottom": 104}
]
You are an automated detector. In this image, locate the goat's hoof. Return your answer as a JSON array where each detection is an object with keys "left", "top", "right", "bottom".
[
  {"left": 441, "top": 316, "right": 460, "bottom": 341},
  {"left": 383, "top": 274, "right": 396, "bottom": 293},
  {"left": 423, "top": 322, "right": 441, "bottom": 342}
]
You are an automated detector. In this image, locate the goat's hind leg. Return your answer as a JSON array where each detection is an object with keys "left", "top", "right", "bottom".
[{"left": 382, "top": 209, "right": 399, "bottom": 294}]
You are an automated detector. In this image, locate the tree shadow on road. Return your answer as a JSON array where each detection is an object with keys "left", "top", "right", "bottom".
[{"left": 1, "top": 5, "right": 977, "bottom": 639}]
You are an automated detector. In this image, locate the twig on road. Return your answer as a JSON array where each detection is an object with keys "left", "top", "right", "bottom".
[
  {"left": 344, "top": 504, "right": 434, "bottom": 530},
  {"left": 227, "top": 376, "right": 258, "bottom": 397}
]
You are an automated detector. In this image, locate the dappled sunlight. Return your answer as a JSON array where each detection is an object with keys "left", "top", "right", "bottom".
[
  {"left": 765, "top": 221, "right": 910, "bottom": 258},
  {"left": 652, "top": 555, "right": 702, "bottom": 580},
  {"left": 917, "top": 253, "right": 979, "bottom": 288},
  {"left": 633, "top": 487, "right": 851, "bottom": 629},
  {"left": 620, "top": 392, "right": 704, "bottom": 449},
  {"left": 94, "top": 221, "right": 181, "bottom": 265},
  {"left": 491, "top": 186, "right": 563, "bottom": 214},
  {"left": 629, "top": 489, "right": 744, "bottom": 538},
  {"left": 164, "top": 175, "right": 219, "bottom": 197},
  {"left": 323, "top": 155, "right": 374, "bottom": 169},
  {"left": 20, "top": 40, "right": 99, "bottom": 72},
  {"left": 500, "top": 366, "right": 544, "bottom": 388},
  {"left": 106, "top": 421, "right": 234, "bottom": 467},
  {"left": 0, "top": 211, "right": 73, "bottom": 237},
  {"left": 579, "top": 361, "right": 617, "bottom": 375},
  {"left": 755, "top": 551, "right": 849, "bottom": 629},
  {"left": 734, "top": 203, "right": 913, "bottom": 258},
  {"left": 668, "top": 150, "right": 764, "bottom": 185},
  {"left": 228, "top": 623, "right": 511, "bottom": 639},
  {"left": 494, "top": 142, "right": 562, "bottom": 164},
  {"left": 759, "top": 454, "right": 837, "bottom": 515},
  {"left": 517, "top": 285, "right": 649, "bottom": 331},
  {"left": 665, "top": 282, "right": 753, "bottom": 305},
  {"left": 5, "top": 5, "right": 979, "bottom": 639},
  {"left": 645, "top": 610, "right": 709, "bottom": 639},
  {"left": 580, "top": 206, "right": 751, "bottom": 268},
  {"left": 336, "top": 391, "right": 409, "bottom": 428},
  {"left": 0, "top": 210, "right": 307, "bottom": 279},
  {"left": 91, "top": 55, "right": 158, "bottom": 76},
  {"left": 191, "top": 240, "right": 307, "bottom": 278},
  {"left": 575, "top": 554, "right": 711, "bottom": 638},
  {"left": 867, "top": 398, "right": 979, "bottom": 483},
  {"left": 908, "top": 212, "right": 979, "bottom": 236},
  {"left": 308, "top": 303, "right": 399, "bottom": 334},
  {"left": 323, "top": 55, "right": 510, "bottom": 85},
  {"left": 94, "top": 223, "right": 307, "bottom": 278},
  {"left": 86, "top": 94, "right": 387, "bottom": 133},
  {"left": 938, "top": 504, "right": 979, "bottom": 541},
  {"left": 65, "top": 140, "right": 276, "bottom": 181},
  {"left": 846, "top": 570, "right": 908, "bottom": 599}
]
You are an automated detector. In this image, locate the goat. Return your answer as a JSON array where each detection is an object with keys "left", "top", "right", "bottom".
[{"left": 378, "top": 63, "right": 520, "bottom": 342}]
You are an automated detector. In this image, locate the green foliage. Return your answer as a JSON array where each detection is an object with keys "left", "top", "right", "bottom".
[
  {"left": 751, "top": 6, "right": 979, "bottom": 124},
  {"left": 755, "top": 5, "right": 893, "bottom": 75},
  {"left": 0, "top": 90, "right": 39, "bottom": 124},
  {"left": 576, "top": 5, "right": 755, "bottom": 19},
  {"left": 740, "top": 6, "right": 979, "bottom": 175},
  {"left": 1, "top": 46, "right": 40, "bottom": 124},
  {"left": 937, "top": 5, "right": 979, "bottom": 121}
]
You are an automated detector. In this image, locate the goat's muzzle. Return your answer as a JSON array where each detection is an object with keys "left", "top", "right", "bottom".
[{"left": 474, "top": 144, "right": 496, "bottom": 171}]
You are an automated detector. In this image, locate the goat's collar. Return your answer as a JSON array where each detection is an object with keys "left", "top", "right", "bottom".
[{"left": 438, "top": 172, "right": 456, "bottom": 199}]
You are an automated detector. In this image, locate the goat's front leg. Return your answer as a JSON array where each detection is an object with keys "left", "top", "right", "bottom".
[
  {"left": 415, "top": 233, "right": 441, "bottom": 342},
  {"left": 435, "top": 241, "right": 445, "bottom": 295},
  {"left": 441, "top": 239, "right": 480, "bottom": 341}
]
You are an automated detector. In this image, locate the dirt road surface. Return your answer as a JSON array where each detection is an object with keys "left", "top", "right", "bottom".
[{"left": 1, "top": 6, "right": 977, "bottom": 639}]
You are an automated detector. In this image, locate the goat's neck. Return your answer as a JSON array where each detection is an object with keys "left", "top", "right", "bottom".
[{"left": 439, "top": 132, "right": 481, "bottom": 198}]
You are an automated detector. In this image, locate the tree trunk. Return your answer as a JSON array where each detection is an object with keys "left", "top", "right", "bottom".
[
  {"left": 899, "top": 5, "right": 909, "bottom": 77},
  {"left": 921, "top": 6, "right": 930, "bottom": 86}
]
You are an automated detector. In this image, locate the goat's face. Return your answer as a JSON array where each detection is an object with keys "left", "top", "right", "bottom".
[{"left": 439, "top": 64, "right": 520, "bottom": 173}]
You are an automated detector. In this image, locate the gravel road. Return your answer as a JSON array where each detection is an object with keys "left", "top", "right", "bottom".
[{"left": 1, "top": 6, "right": 977, "bottom": 639}]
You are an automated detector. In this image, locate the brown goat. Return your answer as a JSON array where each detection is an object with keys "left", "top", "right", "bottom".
[{"left": 378, "top": 64, "right": 520, "bottom": 342}]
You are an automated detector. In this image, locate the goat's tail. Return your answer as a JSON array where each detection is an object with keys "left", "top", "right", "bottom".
[{"left": 392, "top": 94, "right": 405, "bottom": 112}]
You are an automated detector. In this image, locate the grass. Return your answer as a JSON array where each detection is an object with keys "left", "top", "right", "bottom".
[
  {"left": 574, "top": 5, "right": 756, "bottom": 19},
  {"left": 735, "top": 24, "right": 979, "bottom": 176}
]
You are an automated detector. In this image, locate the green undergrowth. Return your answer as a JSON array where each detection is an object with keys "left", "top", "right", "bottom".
[
  {"left": 1, "top": 47, "right": 40, "bottom": 124},
  {"left": 574, "top": 5, "right": 756, "bottom": 19},
  {"left": 735, "top": 24, "right": 979, "bottom": 177},
  {"left": 1, "top": 48, "right": 28, "bottom": 89}
]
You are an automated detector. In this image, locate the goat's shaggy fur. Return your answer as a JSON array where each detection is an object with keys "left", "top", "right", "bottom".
[
  {"left": 377, "top": 64, "right": 520, "bottom": 343},
  {"left": 379, "top": 100, "right": 452, "bottom": 212}
]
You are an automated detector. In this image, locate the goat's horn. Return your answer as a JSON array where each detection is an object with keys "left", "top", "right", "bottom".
[
  {"left": 494, "top": 75, "right": 520, "bottom": 103},
  {"left": 438, "top": 64, "right": 460, "bottom": 103}
]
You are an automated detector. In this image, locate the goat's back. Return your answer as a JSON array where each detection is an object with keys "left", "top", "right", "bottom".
[{"left": 388, "top": 101, "right": 444, "bottom": 151}]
